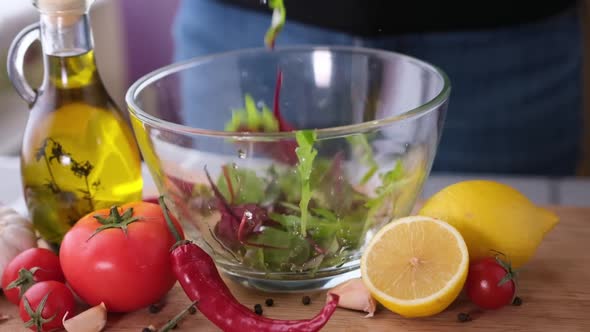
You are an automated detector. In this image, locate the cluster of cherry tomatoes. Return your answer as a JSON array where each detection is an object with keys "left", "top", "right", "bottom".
[
  {"left": 1, "top": 248, "right": 74, "bottom": 331},
  {"left": 1, "top": 201, "right": 183, "bottom": 331}
]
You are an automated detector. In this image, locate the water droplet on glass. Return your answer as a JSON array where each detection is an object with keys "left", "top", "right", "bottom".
[
  {"left": 232, "top": 163, "right": 239, "bottom": 170},
  {"left": 244, "top": 211, "right": 253, "bottom": 219},
  {"left": 257, "top": 101, "right": 265, "bottom": 108},
  {"left": 238, "top": 149, "right": 247, "bottom": 159}
]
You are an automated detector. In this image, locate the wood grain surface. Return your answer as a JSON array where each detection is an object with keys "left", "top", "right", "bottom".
[{"left": 1, "top": 206, "right": 589, "bottom": 331}]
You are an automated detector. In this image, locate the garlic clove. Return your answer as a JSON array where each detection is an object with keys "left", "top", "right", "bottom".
[
  {"left": 63, "top": 302, "right": 107, "bottom": 332},
  {"left": 327, "top": 278, "right": 377, "bottom": 317},
  {"left": 0, "top": 204, "right": 37, "bottom": 278}
]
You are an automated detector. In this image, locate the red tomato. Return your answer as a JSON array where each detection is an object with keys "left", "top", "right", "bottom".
[
  {"left": 1, "top": 248, "right": 65, "bottom": 305},
  {"left": 59, "top": 202, "right": 184, "bottom": 313},
  {"left": 19, "top": 281, "right": 75, "bottom": 332},
  {"left": 465, "top": 257, "right": 517, "bottom": 310},
  {"left": 142, "top": 196, "right": 160, "bottom": 204}
]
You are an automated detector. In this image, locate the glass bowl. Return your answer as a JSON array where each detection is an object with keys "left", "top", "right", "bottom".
[{"left": 126, "top": 46, "right": 450, "bottom": 292}]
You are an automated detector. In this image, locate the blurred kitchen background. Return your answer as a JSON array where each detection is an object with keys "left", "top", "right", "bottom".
[{"left": 1, "top": 0, "right": 588, "bottom": 206}]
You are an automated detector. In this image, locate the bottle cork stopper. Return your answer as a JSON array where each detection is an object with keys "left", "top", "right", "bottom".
[{"left": 34, "top": 0, "right": 95, "bottom": 26}]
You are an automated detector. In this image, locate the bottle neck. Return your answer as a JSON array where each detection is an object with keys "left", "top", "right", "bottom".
[
  {"left": 40, "top": 12, "right": 93, "bottom": 56},
  {"left": 40, "top": 13, "right": 99, "bottom": 88}
]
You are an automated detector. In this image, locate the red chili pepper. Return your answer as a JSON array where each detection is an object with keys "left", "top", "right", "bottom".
[
  {"left": 171, "top": 242, "right": 339, "bottom": 332},
  {"left": 158, "top": 197, "right": 339, "bottom": 332}
]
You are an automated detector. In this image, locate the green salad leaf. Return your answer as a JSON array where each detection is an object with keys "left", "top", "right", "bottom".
[
  {"left": 225, "top": 94, "right": 279, "bottom": 132},
  {"left": 206, "top": 155, "right": 406, "bottom": 274},
  {"left": 295, "top": 130, "right": 318, "bottom": 234},
  {"left": 264, "top": 0, "right": 286, "bottom": 48},
  {"left": 216, "top": 165, "right": 267, "bottom": 204},
  {"left": 247, "top": 227, "right": 311, "bottom": 271}
]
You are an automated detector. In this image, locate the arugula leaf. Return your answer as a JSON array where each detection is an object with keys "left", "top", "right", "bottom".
[
  {"left": 275, "top": 158, "right": 332, "bottom": 204},
  {"left": 295, "top": 130, "right": 318, "bottom": 234},
  {"left": 264, "top": 0, "right": 286, "bottom": 49}
]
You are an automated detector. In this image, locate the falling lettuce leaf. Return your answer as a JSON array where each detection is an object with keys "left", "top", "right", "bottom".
[{"left": 264, "top": 0, "right": 286, "bottom": 49}]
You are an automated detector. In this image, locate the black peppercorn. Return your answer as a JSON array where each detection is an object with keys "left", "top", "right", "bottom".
[
  {"left": 149, "top": 303, "right": 164, "bottom": 314},
  {"left": 254, "top": 303, "right": 263, "bottom": 315},
  {"left": 188, "top": 305, "right": 197, "bottom": 314},
  {"left": 512, "top": 296, "right": 523, "bottom": 306},
  {"left": 457, "top": 312, "right": 472, "bottom": 322},
  {"left": 302, "top": 296, "right": 311, "bottom": 305},
  {"left": 142, "top": 327, "right": 155, "bottom": 332},
  {"left": 265, "top": 298, "right": 274, "bottom": 307}
]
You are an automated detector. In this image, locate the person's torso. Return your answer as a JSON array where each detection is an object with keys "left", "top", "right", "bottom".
[{"left": 219, "top": 0, "right": 577, "bottom": 36}]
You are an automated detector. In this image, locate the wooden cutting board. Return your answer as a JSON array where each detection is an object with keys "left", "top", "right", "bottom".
[{"left": 1, "top": 206, "right": 589, "bottom": 331}]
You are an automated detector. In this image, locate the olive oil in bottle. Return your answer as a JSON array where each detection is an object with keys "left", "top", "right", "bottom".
[{"left": 7, "top": 0, "right": 143, "bottom": 246}]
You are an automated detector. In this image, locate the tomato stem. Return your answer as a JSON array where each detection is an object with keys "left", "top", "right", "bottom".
[
  {"left": 88, "top": 206, "right": 141, "bottom": 240},
  {"left": 5, "top": 267, "right": 40, "bottom": 299},
  {"left": 494, "top": 254, "right": 519, "bottom": 287},
  {"left": 22, "top": 293, "right": 56, "bottom": 331}
]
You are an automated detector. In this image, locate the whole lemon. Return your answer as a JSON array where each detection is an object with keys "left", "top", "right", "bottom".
[{"left": 418, "top": 180, "right": 558, "bottom": 268}]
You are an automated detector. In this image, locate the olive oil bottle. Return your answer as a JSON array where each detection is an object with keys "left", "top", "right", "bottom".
[{"left": 7, "top": 0, "right": 143, "bottom": 246}]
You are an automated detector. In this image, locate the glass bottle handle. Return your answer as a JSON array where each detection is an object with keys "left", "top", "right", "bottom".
[{"left": 7, "top": 23, "right": 40, "bottom": 107}]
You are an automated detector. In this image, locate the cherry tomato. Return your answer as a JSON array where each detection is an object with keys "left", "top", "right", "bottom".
[
  {"left": 19, "top": 281, "right": 76, "bottom": 332},
  {"left": 1, "top": 248, "right": 65, "bottom": 305},
  {"left": 59, "top": 202, "right": 184, "bottom": 313},
  {"left": 465, "top": 256, "right": 517, "bottom": 310}
]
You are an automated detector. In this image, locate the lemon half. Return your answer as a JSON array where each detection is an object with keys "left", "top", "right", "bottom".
[{"left": 361, "top": 216, "right": 469, "bottom": 318}]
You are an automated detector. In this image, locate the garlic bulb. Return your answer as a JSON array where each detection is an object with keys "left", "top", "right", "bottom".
[{"left": 0, "top": 204, "right": 37, "bottom": 279}]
